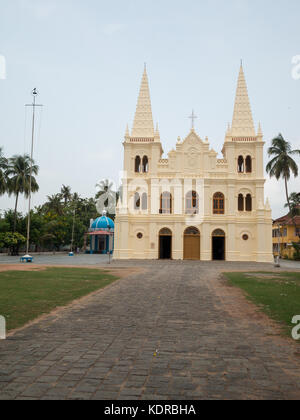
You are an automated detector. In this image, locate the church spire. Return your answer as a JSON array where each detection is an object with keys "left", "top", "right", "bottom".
[
  {"left": 231, "top": 63, "right": 256, "bottom": 137},
  {"left": 131, "top": 65, "right": 155, "bottom": 138}
]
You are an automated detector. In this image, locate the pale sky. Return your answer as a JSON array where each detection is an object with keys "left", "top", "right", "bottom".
[{"left": 0, "top": 0, "right": 299, "bottom": 219}]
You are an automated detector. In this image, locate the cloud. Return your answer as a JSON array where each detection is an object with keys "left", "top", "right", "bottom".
[
  {"left": 19, "top": 0, "right": 57, "bottom": 19},
  {"left": 101, "top": 24, "right": 126, "bottom": 36}
]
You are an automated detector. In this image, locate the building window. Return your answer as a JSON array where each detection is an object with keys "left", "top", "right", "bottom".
[
  {"left": 137, "top": 233, "right": 143, "bottom": 239},
  {"left": 213, "top": 193, "right": 225, "bottom": 215},
  {"left": 238, "top": 194, "right": 244, "bottom": 212},
  {"left": 134, "top": 192, "right": 140, "bottom": 210},
  {"left": 246, "top": 194, "right": 252, "bottom": 212},
  {"left": 238, "top": 156, "right": 244, "bottom": 173},
  {"left": 295, "top": 228, "right": 300, "bottom": 237},
  {"left": 142, "top": 193, "right": 148, "bottom": 211},
  {"left": 185, "top": 227, "right": 200, "bottom": 235},
  {"left": 160, "top": 192, "right": 172, "bottom": 214},
  {"left": 245, "top": 156, "right": 252, "bottom": 173},
  {"left": 242, "top": 234, "right": 249, "bottom": 241},
  {"left": 135, "top": 156, "right": 141, "bottom": 173},
  {"left": 186, "top": 191, "right": 199, "bottom": 214},
  {"left": 142, "top": 156, "right": 149, "bottom": 173}
]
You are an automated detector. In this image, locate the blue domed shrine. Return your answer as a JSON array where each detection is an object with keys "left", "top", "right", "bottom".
[{"left": 88, "top": 211, "right": 114, "bottom": 254}]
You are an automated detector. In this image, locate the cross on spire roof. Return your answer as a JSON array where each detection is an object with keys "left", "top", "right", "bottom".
[{"left": 189, "top": 110, "right": 197, "bottom": 129}]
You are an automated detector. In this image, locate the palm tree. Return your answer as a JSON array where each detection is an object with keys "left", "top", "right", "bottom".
[
  {"left": 61, "top": 185, "right": 72, "bottom": 205},
  {"left": 7, "top": 154, "right": 39, "bottom": 232},
  {"left": 46, "top": 194, "right": 64, "bottom": 216},
  {"left": 284, "top": 193, "right": 300, "bottom": 238},
  {"left": 0, "top": 147, "right": 8, "bottom": 195},
  {"left": 266, "top": 134, "right": 300, "bottom": 231},
  {"left": 284, "top": 192, "right": 300, "bottom": 217},
  {"left": 95, "top": 179, "right": 114, "bottom": 200},
  {"left": 72, "top": 192, "right": 80, "bottom": 200}
]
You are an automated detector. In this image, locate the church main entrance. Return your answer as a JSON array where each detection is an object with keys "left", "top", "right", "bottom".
[
  {"left": 184, "top": 227, "right": 200, "bottom": 260},
  {"left": 212, "top": 229, "right": 226, "bottom": 261},
  {"left": 159, "top": 228, "right": 172, "bottom": 259}
]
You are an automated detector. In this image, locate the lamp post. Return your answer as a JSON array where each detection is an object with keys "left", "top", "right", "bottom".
[
  {"left": 22, "top": 89, "right": 43, "bottom": 263},
  {"left": 69, "top": 206, "right": 76, "bottom": 257}
]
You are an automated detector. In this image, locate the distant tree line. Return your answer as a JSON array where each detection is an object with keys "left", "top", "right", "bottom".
[{"left": 0, "top": 148, "right": 117, "bottom": 255}]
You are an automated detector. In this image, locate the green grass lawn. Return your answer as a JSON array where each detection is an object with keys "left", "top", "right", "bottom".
[
  {"left": 0, "top": 267, "right": 119, "bottom": 331},
  {"left": 224, "top": 272, "right": 300, "bottom": 337}
]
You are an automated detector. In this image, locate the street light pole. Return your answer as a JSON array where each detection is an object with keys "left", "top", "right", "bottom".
[
  {"left": 70, "top": 206, "right": 76, "bottom": 255},
  {"left": 23, "top": 89, "right": 43, "bottom": 262}
]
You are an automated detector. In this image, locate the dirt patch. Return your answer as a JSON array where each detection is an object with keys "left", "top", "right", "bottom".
[
  {"left": 0, "top": 264, "right": 142, "bottom": 279},
  {"left": 0, "top": 264, "right": 46, "bottom": 273},
  {"left": 244, "top": 273, "right": 285, "bottom": 280}
]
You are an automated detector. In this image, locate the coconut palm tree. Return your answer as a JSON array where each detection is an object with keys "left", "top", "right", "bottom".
[
  {"left": 95, "top": 179, "right": 115, "bottom": 200},
  {"left": 266, "top": 134, "right": 300, "bottom": 232},
  {"left": 284, "top": 192, "right": 300, "bottom": 216},
  {"left": 0, "top": 147, "right": 8, "bottom": 195},
  {"left": 45, "top": 194, "right": 64, "bottom": 216},
  {"left": 61, "top": 185, "right": 72, "bottom": 205},
  {"left": 284, "top": 193, "right": 300, "bottom": 238},
  {"left": 7, "top": 154, "right": 39, "bottom": 232}
]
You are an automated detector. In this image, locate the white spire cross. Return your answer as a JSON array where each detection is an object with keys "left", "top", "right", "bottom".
[{"left": 189, "top": 110, "right": 197, "bottom": 129}]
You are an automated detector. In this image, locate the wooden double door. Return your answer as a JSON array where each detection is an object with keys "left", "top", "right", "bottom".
[{"left": 184, "top": 227, "right": 200, "bottom": 260}]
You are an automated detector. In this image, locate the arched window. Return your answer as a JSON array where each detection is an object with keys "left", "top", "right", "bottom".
[
  {"left": 135, "top": 156, "right": 141, "bottom": 173},
  {"left": 212, "top": 229, "right": 225, "bottom": 237},
  {"left": 142, "top": 193, "right": 148, "bottom": 210},
  {"left": 213, "top": 193, "right": 225, "bottom": 215},
  {"left": 238, "top": 156, "right": 244, "bottom": 173},
  {"left": 184, "top": 227, "right": 200, "bottom": 235},
  {"left": 245, "top": 156, "right": 252, "bottom": 173},
  {"left": 186, "top": 191, "right": 199, "bottom": 214},
  {"left": 238, "top": 194, "right": 244, "bottom": 212},
  {"left": 246, "top": 194, "right": 252, "bottom": 212},
  {"left": 160, "top": 192, "right": 172, "bottom": 214},
  {"left": 142, "top": 156, "right": 149, "bottom": 173},
  {"left": 159, "top": 228, "right": 172, "bottom": 236},
  {"left": 134, "top": 192, "right": 140, "bottom": 210}
]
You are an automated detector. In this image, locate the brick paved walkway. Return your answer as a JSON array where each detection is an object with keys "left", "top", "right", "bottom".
[{"left": 0, "top": 261, "right": 300, "bottom": 400}]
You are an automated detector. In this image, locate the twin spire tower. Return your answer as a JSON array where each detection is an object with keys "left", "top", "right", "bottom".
[{"left": 126, "top": 63, "right": 262, "bottom": 143}]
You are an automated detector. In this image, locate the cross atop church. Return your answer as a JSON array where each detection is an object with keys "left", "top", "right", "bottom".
[{"left": 189, "top": 110, "right": 197, "bottom": 129}]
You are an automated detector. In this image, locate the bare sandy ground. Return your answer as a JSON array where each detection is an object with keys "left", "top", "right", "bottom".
[{"left": 0, "top": 264, "right": 141, "bottom": 279}]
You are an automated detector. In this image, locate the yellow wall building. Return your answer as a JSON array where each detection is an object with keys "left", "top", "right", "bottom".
[
  {"left": 114, "top": 65, "right": 273, "bottom": 262},
  {"left": 272, "top": 214, "right": 300, "bottom": 259}
]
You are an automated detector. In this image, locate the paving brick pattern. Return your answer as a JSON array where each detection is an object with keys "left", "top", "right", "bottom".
[{"left": 0, "top": 261, "right": 300, "bottom": 400}]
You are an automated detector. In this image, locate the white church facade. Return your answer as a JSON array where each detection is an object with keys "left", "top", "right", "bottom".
[{"left": 113, "top": 65, "right": 273, "bottom": 262}]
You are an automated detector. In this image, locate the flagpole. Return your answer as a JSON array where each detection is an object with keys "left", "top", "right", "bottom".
[{"left": 22, "top": 89, "right": 43, "bottom": 262}]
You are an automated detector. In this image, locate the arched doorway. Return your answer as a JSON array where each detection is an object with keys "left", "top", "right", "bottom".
[
  {"left": 212, "top": 229, "right": 226, "bottom": 261},
  {"left": 159, "top": 228, "right": 172, "bottom": 260},
  {"left": 184, "top": 227, "right": 200, "bottom": 260}
]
